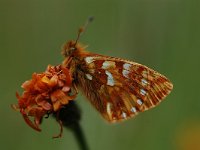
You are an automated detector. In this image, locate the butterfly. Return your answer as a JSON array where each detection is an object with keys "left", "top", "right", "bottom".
[{"left": 61, "top": 18, "right": 173, "bottom": 123}]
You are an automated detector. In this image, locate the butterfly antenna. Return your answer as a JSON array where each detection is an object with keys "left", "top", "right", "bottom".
[{"left": 74, "top": 16, "right": 94, "bottom": 46}]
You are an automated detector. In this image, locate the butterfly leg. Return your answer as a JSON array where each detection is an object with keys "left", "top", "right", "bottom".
[
  {"left": 62, "top": 56, "right": 73, "bottom": 67},
  {"left": 72, "top": 82, "right": 78, "bottom": 95}
]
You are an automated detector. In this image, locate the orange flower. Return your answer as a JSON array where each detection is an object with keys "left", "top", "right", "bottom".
[{"left": 12, "top": 65, "right": 76, "bottom": 136}]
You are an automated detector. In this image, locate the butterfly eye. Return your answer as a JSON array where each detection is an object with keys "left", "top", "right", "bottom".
[
  {"left": 70, "top": 47, "right": 76, "bottom": 51},
  {"left": 61, "top": 41, "right": 77, "bottom": 57}
]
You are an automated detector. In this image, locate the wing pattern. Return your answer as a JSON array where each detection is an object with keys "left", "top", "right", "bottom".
[{"left": 75, "top": 55, "right": 173, "bottom": 122}]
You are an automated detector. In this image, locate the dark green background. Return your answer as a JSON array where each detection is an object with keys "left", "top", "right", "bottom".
[{"left": 1, "top": 0, "right": 200, "bottom": 150}]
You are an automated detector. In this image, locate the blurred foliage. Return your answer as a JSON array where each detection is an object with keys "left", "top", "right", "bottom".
[{"left": 0, "top": 0, "right": 200, "bottom": 150}]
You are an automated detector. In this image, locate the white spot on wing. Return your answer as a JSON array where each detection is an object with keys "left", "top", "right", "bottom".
[
  {"left": 102, "top": 61, "right": 110, "bottom": 69},
  {"left": 122, "top": 112, "right": 127, "bottom": 119},
  {"left": 107, "top": 102, "right": 112, "bottom": 116},
  {"left": 141, "top": 78, "right": 148, "bottom": 85},
  {"left": 137, "top": 99, "right": 143, "bottom": 105},
  {"left": 85, "top": 74, "right": 92, "bottom": 80},
  {"left": 123, "top": 63, "right": 132, "bottom": 70},
  {"left": 131, "top": 107, "right": 137, "bottom": 113},
  {"left": 140, "top": 89, "right": 146, "bottom": 95},
  {"left": 84, "top": 57, "right": 95, "bottom": 64},
  {"left": 105, "top": 70, "right": 115, "bottom": 86},
  {"left": 122, "top": 70, "right": 130, "bottom": 78},
  {"left": 102, "top": 61, "right": 115, "bottom": 69}
]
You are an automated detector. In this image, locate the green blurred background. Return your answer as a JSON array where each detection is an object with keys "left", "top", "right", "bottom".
[{"left": 1, "top": 0, "right": 200, "bottom": 150}]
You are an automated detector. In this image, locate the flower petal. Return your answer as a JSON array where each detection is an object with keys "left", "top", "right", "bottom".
[
  {"left": 41, "top": 76, "right": 50, "bottom": 84},
  {"left": 49, "top": 75, "right": 58, "bottom": 87},
  {"left": 20, "top": 109, "right": 41, "bottom": 132},
  {"left": 62, "top": 86, "right": 70, "bottom": 92}
]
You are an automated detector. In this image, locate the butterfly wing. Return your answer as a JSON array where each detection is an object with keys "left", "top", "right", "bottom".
[{"left": 75, "top": 54, "right": 173, "bottom": 122}]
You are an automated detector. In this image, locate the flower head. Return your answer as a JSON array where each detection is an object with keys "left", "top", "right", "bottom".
[{"left": 12, "top": 65, "right": 76, "bottom": 134}]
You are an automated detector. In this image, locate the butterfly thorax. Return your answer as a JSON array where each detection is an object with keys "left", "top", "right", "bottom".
[{"left": 61, "top": 40, "right": 92, "bottom": 80}]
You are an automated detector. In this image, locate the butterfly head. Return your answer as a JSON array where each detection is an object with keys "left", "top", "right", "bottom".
[
  {"left": 61, "top": 40, "right": 88, "bottom": 60},
  {"left": 61, "top": 40, "right": 79, "bottom": 57}
]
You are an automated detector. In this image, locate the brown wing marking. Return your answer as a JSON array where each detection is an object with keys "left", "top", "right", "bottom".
[{"left": 75, "top": 55, "right": 173, "bottom": 122}]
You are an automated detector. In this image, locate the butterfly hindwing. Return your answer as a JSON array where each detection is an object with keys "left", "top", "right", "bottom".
[{"left": 75, "top": 54, "right": 173, "bottom": 122}]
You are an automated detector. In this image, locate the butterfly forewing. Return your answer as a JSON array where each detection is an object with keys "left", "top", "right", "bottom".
[{"left": 75, "top": 54, "right": 173, "bottom": 122}]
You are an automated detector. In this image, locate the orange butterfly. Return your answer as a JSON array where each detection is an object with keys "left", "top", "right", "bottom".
[{"left": 61, "top": 17, "right": 173, "bottom": 122}]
